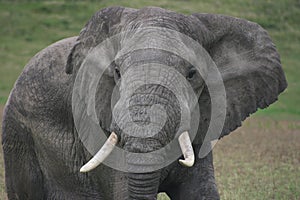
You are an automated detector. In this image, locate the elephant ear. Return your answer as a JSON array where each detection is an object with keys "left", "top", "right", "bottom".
[
  {"left": 66, "top": 7, "right": 136, "bottom": 132},
  {"left": 191, "top": 13, "right": 287, "bottom": 141}
]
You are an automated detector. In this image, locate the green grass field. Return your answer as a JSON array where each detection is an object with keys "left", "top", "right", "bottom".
[{"left": 0, "top": 0, "right": 299, "bottom": 199}]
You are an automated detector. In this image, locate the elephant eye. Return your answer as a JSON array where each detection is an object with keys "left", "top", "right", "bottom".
[
  {"left": 186, "top": 68, "right": 197, "bottom": 80},
  {"left": 115, "top": 67, "right": 121, "bottom": 79}
]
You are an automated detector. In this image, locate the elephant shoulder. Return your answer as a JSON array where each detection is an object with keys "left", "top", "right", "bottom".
[
  {"left": 25, "top": 36, "right": 78, "bottom": 74},
  {"left": 5, "top": 37, "right": 78, "bottom": 126}
]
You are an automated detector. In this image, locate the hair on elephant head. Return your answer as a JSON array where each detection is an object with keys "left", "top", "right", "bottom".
[{"left": 2, "top": 6, "right": 287, "bottom": 200}]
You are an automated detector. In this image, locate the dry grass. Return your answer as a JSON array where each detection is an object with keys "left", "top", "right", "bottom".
[
  {"left": 0, "top": 106, "right": 299, "bottom": 199},
  {"left": 213, "top": 118, "right": 300, "bottom": 199}
]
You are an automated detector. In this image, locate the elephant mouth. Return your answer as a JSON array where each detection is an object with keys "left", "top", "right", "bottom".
[{"left": 80, "top": 130, "right": 195, "bottom": 172}]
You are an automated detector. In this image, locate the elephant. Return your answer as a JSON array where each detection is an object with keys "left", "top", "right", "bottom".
[{"left": 2, "top": 6, "right": 287, "bottom": 200}]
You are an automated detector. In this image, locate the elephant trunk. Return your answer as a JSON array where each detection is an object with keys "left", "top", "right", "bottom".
[
  {"left": 127, "top": 171, "right": 161, "bottom": 200},
  {"left": 113, "top": 83, "right": 185, "bottom": 145},
  {"left": 112, "top": 84, "right": 175, "bottom": 199},
  {"left": 123, "top": 136, "right": 164, "bottom": 200}
]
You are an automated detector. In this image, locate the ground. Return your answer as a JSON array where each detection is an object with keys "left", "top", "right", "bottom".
[{"left": 213, "top": 119, "right": 300, "bottom": 200}]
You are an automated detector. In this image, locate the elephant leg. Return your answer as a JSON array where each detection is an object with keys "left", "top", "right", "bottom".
[
  {"left": 166, "top": 152, "right": 220, "bottom": 200},
  {"left": 2, "top": 110, "right": 44, "bottom": 199}
]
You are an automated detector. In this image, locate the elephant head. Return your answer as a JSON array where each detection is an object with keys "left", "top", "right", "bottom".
[{"left": 65, "top": 6, "right": 287, "bottom": 199}]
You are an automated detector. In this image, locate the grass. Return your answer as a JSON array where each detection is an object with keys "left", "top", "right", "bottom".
[
  {"left": 214, "top": 118, "right": 300, "bottom": 200},
  {"left": 0, "top": 0, "right": 299, "bottom": 199}
]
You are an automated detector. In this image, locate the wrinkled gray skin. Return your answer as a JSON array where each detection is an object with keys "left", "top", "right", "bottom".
[{"left": 2, "top": 6, "right": 287, "bottom": 200}]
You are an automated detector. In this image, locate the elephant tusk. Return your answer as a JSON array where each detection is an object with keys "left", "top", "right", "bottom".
[
  {"left": 80, "top": 132, "right": 118, "bottom": 173},
  {"left": 178, "top": 131, "right": 195, "bottom": 167}
]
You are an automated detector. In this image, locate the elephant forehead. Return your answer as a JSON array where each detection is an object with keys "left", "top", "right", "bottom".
[
  {"left": 120, "top": 6, "right": 196, "bottom": 35},
  {"left": 115, "top": 27, "right": 201, "bottom": 73},
  {"left": 115, "top": 49, "right": 190, "bottom": 75},
  {"left": 119, "top": 27, "right": 193, "bottom": 56}
]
